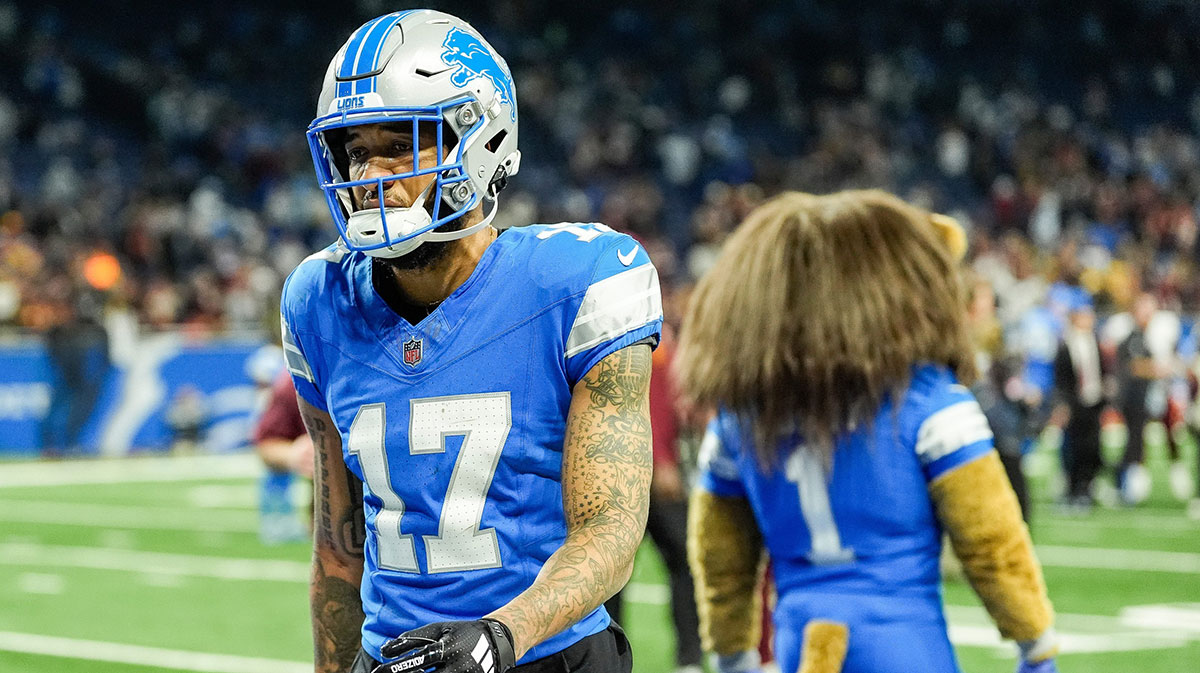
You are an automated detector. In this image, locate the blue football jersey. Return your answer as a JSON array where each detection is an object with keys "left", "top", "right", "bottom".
[
  {"left": 696, "top": 364, "right": 994, "bottom": 673},
  {"left": 280, "top": 223, "right": 662, "bottom": 664}
]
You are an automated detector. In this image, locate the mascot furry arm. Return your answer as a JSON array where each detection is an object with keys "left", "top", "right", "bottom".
[
  {"left": 688, "top": 489, "right": 850, "bottom": 673},
  {"left": 927, "top": 212, "right": 1057, "bottom": 659},
  {"left": 930, "top": 451, "right": 1058, "bottom": 661},
  {"left": 687, "top": 489, "right": 766, "bottom": 662}
]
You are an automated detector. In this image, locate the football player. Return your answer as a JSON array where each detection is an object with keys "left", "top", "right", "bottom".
[
  {"left": 676, "top": 191, "right": 1058, "bottom": 673},
  {"left": 283, "top": 10, "right": 661, "bottom": 673}
]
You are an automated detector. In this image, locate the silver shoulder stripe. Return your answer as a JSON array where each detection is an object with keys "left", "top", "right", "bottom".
[
  {"left": 280, "top": 318, "right": 315, "bottom": 383},
  {"left": 566, "top": 264, "right": 662, "bottom": 358}
]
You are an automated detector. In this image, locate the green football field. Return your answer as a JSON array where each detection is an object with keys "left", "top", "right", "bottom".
[{"left": 0, "top": 430, "right": 1197, "bottom": 673}]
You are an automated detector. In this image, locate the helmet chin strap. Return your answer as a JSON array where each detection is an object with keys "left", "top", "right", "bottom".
[
  {"left": 424, "top": 193, "right": 499, "bottom": 242},
  {"left": 348, "top": 174, "right": 497, "bottom": 258}
]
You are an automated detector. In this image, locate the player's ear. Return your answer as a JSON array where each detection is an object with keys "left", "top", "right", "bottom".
[{"left": 929, "top": 213, "right": 967, "bottom": 262}]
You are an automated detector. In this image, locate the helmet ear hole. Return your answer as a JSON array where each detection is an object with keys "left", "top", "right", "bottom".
[{"left": 484, "top": 129, "right": 508, "bottom": 154}]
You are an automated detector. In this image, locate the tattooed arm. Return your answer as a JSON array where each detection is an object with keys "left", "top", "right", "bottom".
[
  {"left": 486, "top": 344, "right": 653, "bottom": 659},
  {"left": 299, "top": 396, "right": 366, "bottom": 673}
]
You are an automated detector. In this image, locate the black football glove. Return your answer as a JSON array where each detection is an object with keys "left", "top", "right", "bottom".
[{"left": 372, "top": 619, "right": 517, "bottom": 673}]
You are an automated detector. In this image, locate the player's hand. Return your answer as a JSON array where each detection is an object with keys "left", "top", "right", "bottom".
[
  {"left": 1016, "top": 658, "right": 1058, "bottom": 673},
  {"left": 651, "top": 461, "right": 686, "bottom": 501},
  {"left": 373, "top": 619, "right": 516, "bottom": 673},
  {"left": 289, "top": 434, "right": 314, "bottom": 479}
]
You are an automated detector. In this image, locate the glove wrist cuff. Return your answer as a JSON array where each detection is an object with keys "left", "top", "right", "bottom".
[
  {"left": 1018, "top": 627, "right": 1059, "bottom": 662},
  {"left": 710, "top": 649, "right": 761, "bottom": 673},
  {"left": 480, "top": 618, "right": 517, "bottom": 672}
]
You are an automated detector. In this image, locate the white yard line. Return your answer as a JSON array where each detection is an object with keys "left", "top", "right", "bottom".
[
  {"left": 944, "top": 604, "right": 1197, "bottom": 653},
  {"left": 5, "top": 550, "right": 1200, "bottom": 660},
  {"left": 1040, "top": 513, "right": 1200, "bottom": 533},
  {"left": 0, "top": 500, "right": 259, "bottom": 532},
  {"left": 0, "top": 543, "right": 308, "bottom": 582},
  {"left": 0, "top": 453, "right": 261, "bottom": 488},
  {"left": 1036, "top": 545, "right": 1200, "bottom": 573},
  {"left": 623, "top": 581, "right": 669, "bottom": 605},
  {"left": 2, "top": 541, "right": 1198, "bottom": 588},
  {"left": 947, "top": 623, "right": 1188, "bottom": 654},
  {"left": 16, "top": 572, "right": 65, "bottom": 595},
  {"left": 944, "top": 604, "right": 1126, "bottom": 633},
  {"left": 0, "top": 632, "right": 310, "bottom": 673}
]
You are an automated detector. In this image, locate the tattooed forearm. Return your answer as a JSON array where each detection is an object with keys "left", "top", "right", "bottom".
[
  {"left": 487, "top": 344, "right": 653, "bottom": 658},
  {"left": 345, "top": 477, "right": 366, "bottom": 553},
  {"left": 300, "top": 397, "right": 365, "bottom": 558},
  {"left": 299, "top": 395, "right": 365, "bottom": 672},
  {"left": 312, "top": 555, "right": 365, "bottom": 672}
]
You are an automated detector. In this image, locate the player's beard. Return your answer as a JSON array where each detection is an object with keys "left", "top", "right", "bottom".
[
  {"left": 380, "top": 220, "right": 463, "bottom": 271},
  {"left": 375, "top": 202, "right": 470, "bottom": 272}
]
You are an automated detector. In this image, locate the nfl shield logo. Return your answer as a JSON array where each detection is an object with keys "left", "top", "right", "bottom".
[{"left": 403, "top": 337, "right": 423, "bottom": 366}]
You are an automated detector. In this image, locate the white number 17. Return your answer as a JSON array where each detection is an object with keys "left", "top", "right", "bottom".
[{"left": 347, "top": 393, "right": 512, "bottom": 574}]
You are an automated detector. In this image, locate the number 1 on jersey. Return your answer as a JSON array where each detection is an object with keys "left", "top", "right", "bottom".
[
  {"left": 785, "top": 447, "right": 855, "bottom": 565},
  {"left": 348, "top": 393, "right": 512, "bottom": 574}
]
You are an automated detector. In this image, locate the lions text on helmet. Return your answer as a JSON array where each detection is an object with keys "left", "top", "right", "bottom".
[{"left": 308, "top": 10, "right": 521, "bottom": 259}]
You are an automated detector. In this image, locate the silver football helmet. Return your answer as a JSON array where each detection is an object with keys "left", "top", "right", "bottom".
[{"left": 307, "top": 9, "right": 520, "bottom": 258}]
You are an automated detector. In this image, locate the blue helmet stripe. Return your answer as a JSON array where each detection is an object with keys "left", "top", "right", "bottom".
[
  {"left": 335, "top": 16, "right": 387, "bottom": 98},
  {"left": 350, "top": 14, "right": 396, "bottom": 76},
  {"left": 336, "top": 11, "right": 417, "bottom": 99},
  {"left": 353, "top": 11, "right": 407, "bottom": 76},
  {"left": 338, "top": 15, "right": 388, "bottom": 80},
  {"left": 354, "top": 11, "right": 413, "bottom": 95}
]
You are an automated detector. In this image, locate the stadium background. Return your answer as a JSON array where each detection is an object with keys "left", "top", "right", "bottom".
[{"left": 0, "top": 0, "right": 1198, "bottom": 671}]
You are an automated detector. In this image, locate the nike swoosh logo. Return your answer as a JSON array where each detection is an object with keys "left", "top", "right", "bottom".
[
  {"left": 617, "top": 246, "right": 638, "bottom": 266},
  {"left": 414, "top": 66, "right": 455, "bottom": 78}
]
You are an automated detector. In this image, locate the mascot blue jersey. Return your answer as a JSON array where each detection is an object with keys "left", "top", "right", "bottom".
[
  {"left": 697, "top": 364, "right": 994, "bottom": 673},
  {"left": 280, "top": 223, "right": 662, "bottom": 664}
]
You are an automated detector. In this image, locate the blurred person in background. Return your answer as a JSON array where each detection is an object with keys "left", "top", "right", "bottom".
[
  {"left": 1186, "top": 352, "right": 1200, "bottom": 519},
  {"left": 1111, "top": 292, "right": 1175, "bottom": 504},
  {"left": 165, "top": 384, "right": 207, "bottom": 453},
  {"left": 679, "top": 190, "right": 1057, "bottom": 673},
  {"left": 1157, "top": 309, "right": 1196, "bottom": 505},
  {"left": 38, "top": 259, "right": 111, "bottom": 457},
  {"left": 966, "top": 274, "right": 1032, "bottom": 523},
  {"left": 1145, "top": 297, "right": 1194, "bottom": 504},
  {"left": 1012, "top": 290, "right": 1062, "bottom": 452},
  {"left": 1052, "top": 292, "right": 1107, "bottom": 513},
  {"left": 286, "top": 10, "right": 659, "bottom": 673},
  {"left": 252, "top": 366, "right": 313, "bottom": 544}
]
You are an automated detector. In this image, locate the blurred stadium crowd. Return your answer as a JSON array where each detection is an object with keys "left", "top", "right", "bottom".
[{"left": 3, "top": 0, "right": 1200, "bottom": 473}]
